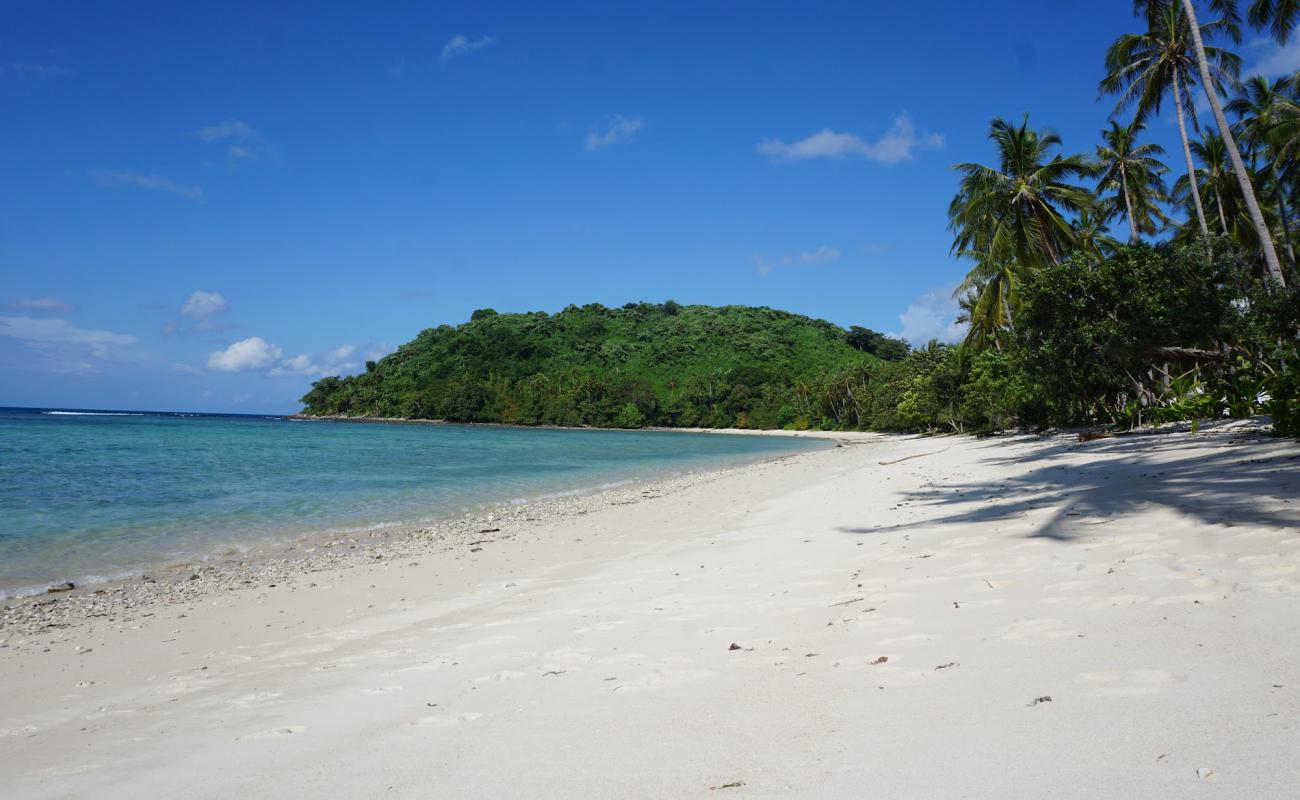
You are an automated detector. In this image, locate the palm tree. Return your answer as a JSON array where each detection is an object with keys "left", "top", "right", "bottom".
[
  {"left": 1094, "top": 119, "right": 1171, "bottom": 241},
  {"left": 949, "top": 116, "right": 1095, "bottom": 271},
  {"left": 949, "top": 116, "right": 1093, "bottom": 352},
  {"left": 1228, "top": 74, "right": 1298, "bottom": 266},
  {"left": 1102, "top": 2, "right": 1236, "bottom": 240},
  {"left": 1173, "top": 132, "right": 1239, "bottom": 235},
  {"left": 1248, "top": 0, "right": 1300, "bottom": 43},
  {"left": 956, "top": 261, "right": 1018, "bottom": 352},
  {"left": 1072, "top": 209, "right": 1124, "bottom": 260},
  {"left": 1166, "top": 0, "right": 1288, "bottom": 285}
]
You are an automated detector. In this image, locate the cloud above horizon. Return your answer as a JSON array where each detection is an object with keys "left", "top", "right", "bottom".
[
  {"left": 207, "top": 337, "right": 283, "bottom": 372},
  {"left": 164, "top": 290, "right": 233, "bottom": 336},
  {"left": 585, "top": 115, "right": 644, "bottom": 151},
  {"left": 752, "top": 245, "right": 842, "bottom": 276},
  {"left": 193, "top": 119, "right": 272, "bottom": 161},
  {"left": 181, "top": 290, "right": 228, "bottom": 320},
  {"left": 888, "top": 284, "right": 966, "bottom": 346},
  {"left": 207, "top": 338, "right": 389, "bottom": 377},
  {"left": 0, "top": 315, "right": 137, "bottom": 373},
  {"left": 1246, "top": 36, "right": 1300, "bottom": 76},
  {"left": 9, "top": 62, "right": 71, "bottom": 78},
  {"left": 441, "top": 34, "right": 495, "bottom": 63},
  {"left": 5, "top": 297, "right": 76, "bottom": 312},
  {"left": 92, "top": 170, "right": 203, "bottom": 200},
  {"left": 758, "top": 112, "right": 944, "bottom": 165}
]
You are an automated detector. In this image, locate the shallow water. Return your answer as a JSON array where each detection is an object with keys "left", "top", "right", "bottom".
[{"left": 0, "top": 408, "right": 824, "bottom": 596}]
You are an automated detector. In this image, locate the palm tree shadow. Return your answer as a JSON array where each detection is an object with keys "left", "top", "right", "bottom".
[{"left": 837, "top": 433, "right": 1300, "bottom": 542}]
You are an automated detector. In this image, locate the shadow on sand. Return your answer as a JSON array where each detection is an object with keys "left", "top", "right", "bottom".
[{"left": 837, "top": 432, "right": 1300, "bottom": 542}]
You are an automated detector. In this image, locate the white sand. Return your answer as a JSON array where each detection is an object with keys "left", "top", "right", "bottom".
[{"left": 2, "top": 426, "right": 1298, "bottom": 798}]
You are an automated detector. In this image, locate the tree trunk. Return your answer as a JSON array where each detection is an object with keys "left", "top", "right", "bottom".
[
  {"left": 1272, "top": 164, "right": 1297, "bottom": 268},
  {"left": 1121, "top": 168, "right": 1140, "bottom": 242},
  {"left": 1172, "top": 69, "right": 1211, "bottom": 241},
  {"left": 1213, "top": 186, "right": 1228, "bottom": 235},
  {"left": 1181, "top": 0, "right": 1287, "bottom": 286}
]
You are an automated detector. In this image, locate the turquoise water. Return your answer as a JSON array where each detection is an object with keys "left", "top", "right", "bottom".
[{"left": 0, "top": 408, "right": 824, "bottom": 597}]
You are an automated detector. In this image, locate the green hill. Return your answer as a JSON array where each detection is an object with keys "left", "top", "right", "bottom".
[{"left": 299, "top": 302, "right": 907, "bottom": 429}]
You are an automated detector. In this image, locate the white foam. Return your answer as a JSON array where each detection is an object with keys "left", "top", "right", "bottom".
[{"left": 41, "top": 411, "right": 144, "bottom": 416}]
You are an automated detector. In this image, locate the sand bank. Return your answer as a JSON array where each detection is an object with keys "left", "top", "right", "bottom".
[{"left": 1, "top": 425, "right": 1297, "bottom": 798}]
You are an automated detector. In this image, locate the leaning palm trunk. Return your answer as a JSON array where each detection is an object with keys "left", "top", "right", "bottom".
[
  {"left": 1180, "top": 0, "right": 1287, "bottom": 286},
  {"left": 1272, "top": 164, "right": 1297, "bottom": 268},
  {"left": 1172, "top": 69, "right": 1211, "bottom": 240},
  {"left": 1121, "top": 169, "right": 1140, "bottom": 242},
  {"left": 1213, "top": 185, "right": 1228, "bottom": 235}
]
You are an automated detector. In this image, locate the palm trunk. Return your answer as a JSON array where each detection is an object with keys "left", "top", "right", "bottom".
[
  {"left": 1181, "top": 0, "right": 1287, "bottom": 286},
  {"left": 1272, "top": 164, "right": 1297, "bottom": 268},
  {"left": 1213, "top": 185, "right": 1228, "bottom": 235},
  {"left": 1121, "top": 168, "right": 1140, "bottom": 242},
  {"left": 1172, "top": 69, "right": 1211, "bottom": 241}
]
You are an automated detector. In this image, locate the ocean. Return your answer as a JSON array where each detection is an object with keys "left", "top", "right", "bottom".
[{"left": 0, "top": 407, "right": 825, "bottom": 598}]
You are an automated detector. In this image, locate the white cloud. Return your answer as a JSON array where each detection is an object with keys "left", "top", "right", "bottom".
[
  {"left": 193, "top": 120, "right": 271, "bottom": 161},
  {"left": 269, "top": 343, "right": 378, "bottom": 378},
  {"left": 6, "top": 297, "right": 75, "bottom": 312},
  {"left": 9, "top": 63, "right": 71, "bottom": 78},
  {"left": 888, "top": 285, "right": 966, "bottom": 346},
  {"left": 441, "top": 34, "right": 495, "bottom": 63},
  {"left": 204, "top": 338, "right": 382, "bottom": 377},
  {"left": 585, "top": 115, "right": 644, "bottom": 151},
  {"left": 0, "top": 315, "right": 136, "bottom": 358},
  {"left": 1246, "top": 36, "right": 1300, "bottom": 76},
  {"left": 207, "top": 337, "right": 283, "bottom": 372},
  {"left": 752, "top": 245, "right": 842, "bottom": 276},
  {"left": 181, "top": 290, "right": 228, "bottom": 320},
  {"left": 92, "top": 170, "right": 202, "bottom": 200},
  {"left": 758, "top": 112, "right": 944, "bottom": 165},
  {"left": 195, "top": 120, "right": 255, "bottom": 142}
]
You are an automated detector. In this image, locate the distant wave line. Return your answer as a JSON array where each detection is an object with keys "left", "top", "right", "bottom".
[{"left": 41, "top": 411, "right": 145, "bottom": 416}]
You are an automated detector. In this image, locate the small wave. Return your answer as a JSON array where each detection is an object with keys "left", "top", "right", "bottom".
[{"left": 42, "top": 411, "right": 145, "bottom": 416}]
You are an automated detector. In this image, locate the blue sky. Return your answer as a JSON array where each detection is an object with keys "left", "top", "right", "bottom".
[{"left": 4, "top": 1, "right": 1299, "bottom": 413}]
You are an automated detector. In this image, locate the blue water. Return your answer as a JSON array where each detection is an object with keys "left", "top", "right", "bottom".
[{"left": 0, "top": 408, "right": 824, "bottom": 597}]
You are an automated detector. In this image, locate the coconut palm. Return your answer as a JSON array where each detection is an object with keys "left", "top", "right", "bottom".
[
  {"left": 1102, "top": 2, "right": 1237, "bottom": 240},
  {"left": 1161, "top": 0, "right": 1288, "bottom": 285},
  {"left": 1094, "top": 119, "right": 1171, "bottom": 241},
  {"left": 1072, "top": 209, "right": 1124, "bottom": 261},
  {"left": 1228, "top": 74, "right": 1298, "bottom": 266},
  {"left": 948, "top": 116, "right": 1095, "bottom": 271},
  {"left": 1248, "top": 0, "right": 1300, "bottom": 43},
  {"left": 1173, "top": 132, "right": 1240, "bottom": 235},
  {"left": 956, "top": 263, "right": 1019, "bottom": 353}
]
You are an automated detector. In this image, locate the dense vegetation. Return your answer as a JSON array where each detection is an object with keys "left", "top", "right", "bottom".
[
  {"left": 305, "top": 1, "right": 1300, "bottom": 437},
  {"left": 300, "top": 303, "right": 907, "bottom": 429}
]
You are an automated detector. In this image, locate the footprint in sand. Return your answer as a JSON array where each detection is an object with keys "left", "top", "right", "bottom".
[
  {"left": 471, "top": 670, "right": 528, "bottom": 684},
  {"left": 999, "top": 618, "right": 1076, "bottom": 640},
  {"left": 1076, "top": 669, "right": 1187, "bottom": 696},
  {"left": 610, "top": 668, "right": 716, "bottom": 693},
  {"left": 413, "top": 712, "right": 482, "bottom": 728},
  {"left": 238, "top": 726, "right": 305, "bottom": 740},
  {"left": 0, "top": 725, "right": 38, "bottom": 738},
  {"left": 876, "top": 633, "right": 941, "bottom": 648},
  {"left": 231, "top": 691, "right": 284, "bottom": 708}
]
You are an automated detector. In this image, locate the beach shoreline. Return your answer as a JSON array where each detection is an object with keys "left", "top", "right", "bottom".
[
  {"left": 0, "top": 430, "right": 855, "bottom": 635},
  {"left": 2, "top": 422, "right": 1297, "bottom": 798}
]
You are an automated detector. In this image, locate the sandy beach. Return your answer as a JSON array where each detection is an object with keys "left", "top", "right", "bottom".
[{"left": 2, "top": 425, "right": 1298, "bottom": 798}]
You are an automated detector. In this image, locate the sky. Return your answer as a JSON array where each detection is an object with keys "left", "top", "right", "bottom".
[{"left": 4, "top": 1, "right": 1300, "bottom": 414}]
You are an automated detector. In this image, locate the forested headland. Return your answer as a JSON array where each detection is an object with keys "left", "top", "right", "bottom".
[{"left": 304, "top": 2, "right": 1300, "bottom": 436}]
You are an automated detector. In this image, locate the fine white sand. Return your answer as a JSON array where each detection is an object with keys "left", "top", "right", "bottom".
[{"left": 1, "top": 425, "right": 1298, "bottom": 798}]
